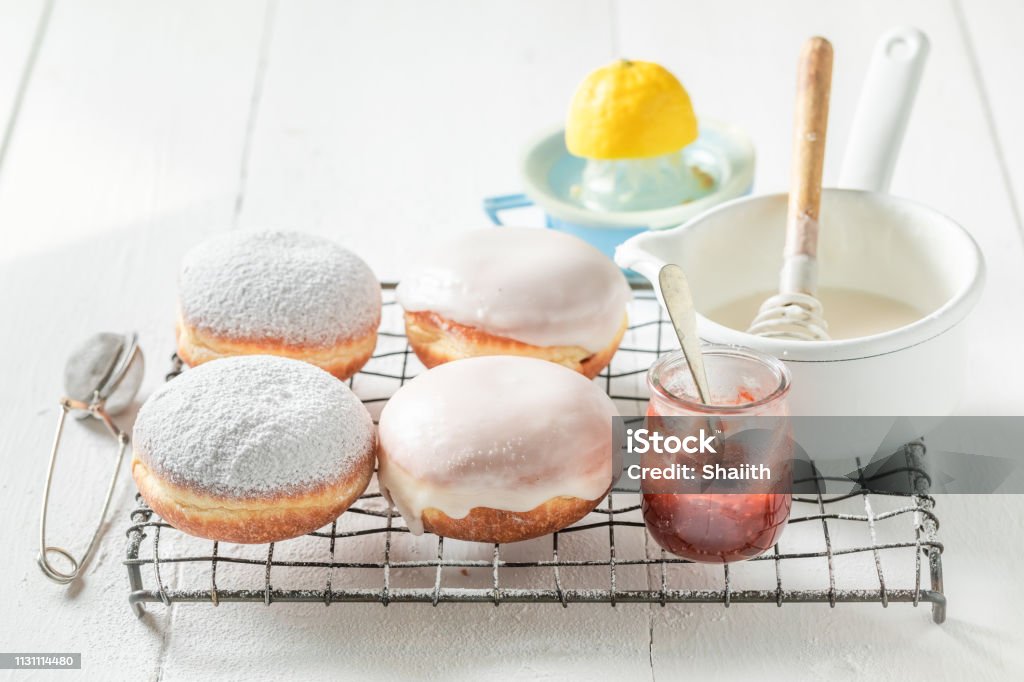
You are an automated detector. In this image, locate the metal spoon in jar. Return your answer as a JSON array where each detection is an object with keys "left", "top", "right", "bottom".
[
  {"left": 658, "top": 264, "right": 712, "bottom": 404},
  {"left": 658, "top": 263, "right": 724, "bottom": 451}
]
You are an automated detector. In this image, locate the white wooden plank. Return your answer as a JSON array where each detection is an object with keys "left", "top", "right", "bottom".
[
  {"left": 235, "top": 0, "right": 619, "bottom": 282},
  {"left": 957, "top": 0, "right": 1024, "bottom": 232},
  {"left": 0, "top": 0, "right": 49, "bottom": 171},
  {"left": 615, "top": 0, "right": 1024, "bottom": 678},
  {"left": 0, "top": 1, "right": 270, "bottom": 678},
  {"left": 0, "top": 1, "right": 270, "bottom": 261}
]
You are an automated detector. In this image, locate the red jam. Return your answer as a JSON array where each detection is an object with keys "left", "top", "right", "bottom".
[{"left": 641, "top": 400, "right": 792, "bottom": 563}]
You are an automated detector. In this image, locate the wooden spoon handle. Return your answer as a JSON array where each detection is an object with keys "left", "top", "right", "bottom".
[{"left": 785, "top": 37, "right": 833, "bottom": 260}]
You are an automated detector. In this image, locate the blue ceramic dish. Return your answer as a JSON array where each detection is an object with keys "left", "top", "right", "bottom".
[{"left": 483, "top": 119, "right": 756, "bottom": 272}]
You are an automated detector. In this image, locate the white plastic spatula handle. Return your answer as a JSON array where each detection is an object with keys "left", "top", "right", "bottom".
[{"left": 839, "top": 27, "right": 929, "bottom": 193}]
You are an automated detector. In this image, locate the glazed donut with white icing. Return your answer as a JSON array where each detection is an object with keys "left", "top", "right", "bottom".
[
  {"left": 377, "top": 356, "right": 619, "bottom": 543},
  {"left": 176, "top": 230, "right": 381, "bottom": 380},
  {"left": 132, "top": 355, "right": 376, "bottom": 544},
  {"left": 396, "top": 228, "right": 631, "bottom": 378}
]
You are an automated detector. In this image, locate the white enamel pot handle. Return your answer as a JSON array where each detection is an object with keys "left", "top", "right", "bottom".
[{"left": 839, "top": 27, "right": 929, "bottom": 193}]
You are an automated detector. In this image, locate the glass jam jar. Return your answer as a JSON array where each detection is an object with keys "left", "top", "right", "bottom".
[{"left": 642, "top": 346, "right": 792, "bottom": 563}]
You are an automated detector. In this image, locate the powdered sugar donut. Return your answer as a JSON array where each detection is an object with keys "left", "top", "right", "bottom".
[
  {"left": 377, "top": 356, "right": 620, "bottom": 543},
  {"left": 396, "top": 228, "right": 631, "bottom": 378},
  {"left": 132, "top": 355, "right": 376, "bottom": 543},
  {"left": 176, "top": 230, "right": 381, "bottom": 379}
]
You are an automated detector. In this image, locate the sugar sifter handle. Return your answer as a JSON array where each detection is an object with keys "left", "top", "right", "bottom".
[{"left": 38, "top": 332, "right": 143, "bottom": 584}]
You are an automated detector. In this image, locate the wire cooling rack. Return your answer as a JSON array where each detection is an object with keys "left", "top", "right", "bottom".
[{"left": 124, "top": 287, "right": 945, "bottom": 623}]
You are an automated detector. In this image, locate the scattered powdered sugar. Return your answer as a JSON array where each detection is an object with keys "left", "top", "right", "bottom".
[
  {"left": 179, "top": 230, "right": 381, "bottom": 345},
  {"left": 133, "top": 355, "right": 375, "bottom": 497}
]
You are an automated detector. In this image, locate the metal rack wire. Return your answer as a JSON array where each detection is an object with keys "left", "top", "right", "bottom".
[{"left": 124, "top": 288, "right": 945, "bottom": 623}]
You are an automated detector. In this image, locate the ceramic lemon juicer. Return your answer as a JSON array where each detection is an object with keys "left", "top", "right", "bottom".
[
  {"left": 567, "top": 59, "right": 708, "bottom": 212},
  {"left": 484, "top": 59, "right": 755, "bottom": 267}
]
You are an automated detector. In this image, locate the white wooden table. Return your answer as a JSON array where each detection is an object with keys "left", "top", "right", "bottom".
[{"left": 1, "top": 1, "right": 1022, "bottom": 680}]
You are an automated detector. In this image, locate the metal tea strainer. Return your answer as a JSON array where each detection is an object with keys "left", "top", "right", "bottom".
[{"left": 38, "top": 332, "right": 144, "bottom": 584}]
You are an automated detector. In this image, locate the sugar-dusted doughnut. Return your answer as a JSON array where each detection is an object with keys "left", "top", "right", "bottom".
[
  {"left": 396, "top": 228, "right": 631, "bottom": 378},
  {"left": 176, "top": 230, "right": 381, "bottom": 380},
  {"left": 377, "top": 356, "right": 619, "bottom": 543},
  {"left": 131, "top": 355, "right": 376, "bottom": 543}
]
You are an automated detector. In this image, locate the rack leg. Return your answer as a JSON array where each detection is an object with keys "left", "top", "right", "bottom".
[
  {"left": 127, "top": 562, "right": 146, "bottom": 618},
  {"left": 129, "top": 593, "right": 147, "bottom": 619},
  {"left": 928, "top": 548, "right": 946, "bottom": 624}
]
